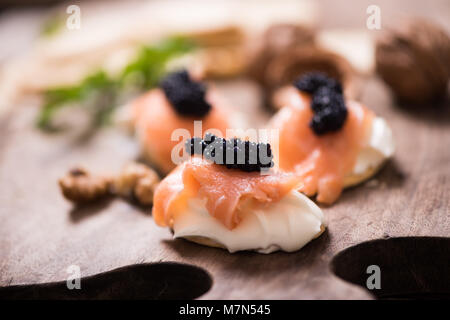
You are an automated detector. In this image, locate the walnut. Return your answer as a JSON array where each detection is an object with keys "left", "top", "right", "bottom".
[
  {"left": 264, "top": 46, "right": 358, "bottom": 109},
  {"left": 59, "top": 163, "right": 159, "bottom": 206},
  {"left": 376, "top": 18, "right": 450, "bottom": 104},
  {"left": 247, "top": 24, "right": 316, "bottom": 85},
  {"left": 265, "top": 46, "right": 356, "bottom": 93},
  {"left": 246, "top": 24, "right": 358, "bottom": 107},
  {"left": 59, "top": 168, "right": 111, "bottom": 203},
  {"left": 113, "top": 162, "right": 159, "bottom": 205},
  {"left": 134, "top": 176, "right": 158, "bottom": 205}
]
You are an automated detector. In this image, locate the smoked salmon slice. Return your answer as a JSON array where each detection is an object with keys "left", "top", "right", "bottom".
[
  {"left": 270, "top": 87, "right": 374, "bottom": 204},
  {"left": 152, "top": 157, "right": 300, "bottom": 230},
  {"left": 133, "top": 88, "right": 232, "bottom": 173}
]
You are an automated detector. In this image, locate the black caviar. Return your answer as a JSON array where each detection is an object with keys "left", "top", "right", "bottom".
[
  {"left": 294, "top": 72, "right": 343, "bottom": 95},
  {"left": 185, "top": 133, "right": 274, "bottom": 172},
  {"left": 293, "top": 72, "right": 347, "bottom": 135},
  {"left": 160, "top": 69, "right": 211, "bottom": 117}
]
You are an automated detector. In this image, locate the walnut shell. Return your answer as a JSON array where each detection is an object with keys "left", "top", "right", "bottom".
[
  {"left": 265, "top": 46, "right": 359, "bottom": 108},
  {"left": 247, "top": 24, "right": 316, "bottom": 85},
  {"left": 247, "top": 24, "right": 358, "bottom": 106},
  {"left": 376, "top": 18, "right": 450, "bottom": 104},
  {"left": 265, "top": 47, "right": 355, "bottom": 90}
]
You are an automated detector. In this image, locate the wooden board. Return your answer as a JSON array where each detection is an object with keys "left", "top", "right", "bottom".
[{"left": 0, "top": 76, "right": 449, "bottom": 299}]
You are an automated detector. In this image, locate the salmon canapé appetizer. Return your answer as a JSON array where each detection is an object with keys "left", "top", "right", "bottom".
[
  {"left": 269, "top": 73, "right": 395, "bottom": 204},
  {"left": 131, "top": 69, "right": 241, "bottom": 174},
  {"left": 152, "top": 134, "right": 325, "bottom": 253}
]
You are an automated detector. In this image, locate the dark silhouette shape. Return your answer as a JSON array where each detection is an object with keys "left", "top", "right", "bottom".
[
  {"left": 331, "top": 237, "right": 450, "bottom": 299},
  {"left": 0, "top": 262, "right": 212, "bottom": 300}
]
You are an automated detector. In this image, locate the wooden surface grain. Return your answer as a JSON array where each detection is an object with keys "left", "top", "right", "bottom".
[
  {"left": 0, "top": 76, "right": 449, "bottom": 299},
  {"left": 0, "top": 0, "right": 449, "bottom": 300}
]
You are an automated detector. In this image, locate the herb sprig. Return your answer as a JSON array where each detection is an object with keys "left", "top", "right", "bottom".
[{"left": 37, "top": 37, "right": 195, "bottom": 131}]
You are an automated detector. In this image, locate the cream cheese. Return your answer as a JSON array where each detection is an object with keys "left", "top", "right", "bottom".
[
  {"left": 172, "top": 189, "right": 325, "bottom": 254},
  {"left": 353, "top": 116, "right": 395, "bottom": 175}
]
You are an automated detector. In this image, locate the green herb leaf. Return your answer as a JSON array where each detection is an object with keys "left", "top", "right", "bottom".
[
  {"left": 40, "top": 15, "right": 64, "bottom": 38},
  {"left": 37, "top": 37, "right": 195, "bottom": 131}
]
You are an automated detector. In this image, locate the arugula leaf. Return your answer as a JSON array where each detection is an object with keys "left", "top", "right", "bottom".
[
  {"left": 120, "top": 37, "right": 195, "bottom": 88},
  {"left": 37, "top": 37, "right": 195, "bottom": 131},
  {"left": 40, "top": 15, "right": 64, "bottom": 38}
]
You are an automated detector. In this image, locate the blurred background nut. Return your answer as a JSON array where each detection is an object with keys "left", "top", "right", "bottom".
[
  {"left": 268, "top": 47, "right": 358, "bottom": 110},
  {"left": 59, "top": 168, "right": 111, "bottom": 204},
  {"left": 375, "top": 18, "right": 450, "bottom": 104},
  {"left": 265, "top": 46, "right": 355, "bottom": 92},
  {"left": 247, "top": 24, "right": 316, "bottom": 85}
]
